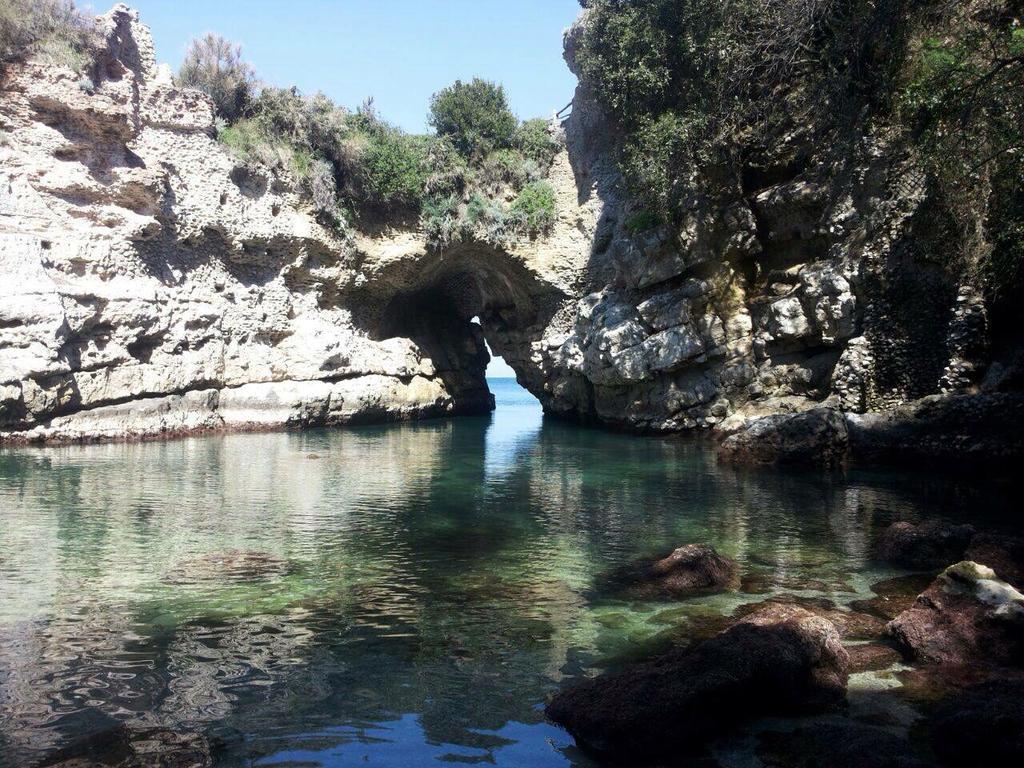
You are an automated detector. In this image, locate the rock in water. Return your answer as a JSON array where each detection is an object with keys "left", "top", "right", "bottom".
[
  {"left": 545, "top": 605, "right": 848, "bottom": 759},
  {"left": 875, "top": 521, "right": 975, "bottom": 570},
  {"left": 163, "top": 551, "right": 293, "bottom": 585},
  {"left": 733, "top": 595, "right": 887, "bottom": 641},
  {"left": 928, "top": 680, "right": 1024, "bottom": 767},
  {"left": 758, "top": 721, "right": 931, "bottom": 768},
  {"left": 851, "top": 574, "right": 937, "bottom": 621},
  {"left": 604, "top": 544, "right": 739, "bottom": 599},
  {"left": 887, "top": 561, "right": 1024, "bottom": 666},
  {"left": 717, "top": 408, "right": 849, "bottom": 466}
]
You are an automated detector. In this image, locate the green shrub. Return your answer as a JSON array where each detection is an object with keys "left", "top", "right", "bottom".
[
  {"left": 345, "top": 122, "right": 428, "bottom": 212},
  {"left": 0, "top": 0, "right": 97, "bottom": 72},
  {"left": 620, "top": 111, "right": 709, "bottom": 215},
  {"left": 897, "top": 4, "right": 1024, "bottom": 327},
  {"left": 514, "top": 118, "right": 560, "bottom": 167},
  {"left": 217, "top": 117, "right": 313, "bottom": 184},
  {"left": 424, "top": 136, "right": 470, "bottom": 198},
  {"left": 421, "top": 194, "right": 462, "bottom": 246},
  {"left": 573, "top": 0, "right": 679, "bottom": 121},
  {"left": 625, "top": 210, "right": 662, "bottom": 234},
  {"left": 198, "top": 45, "right": 558, "bottom": 235},
  {"left": 509, "top": 181, "right": 556, "bottom": 237},
  {"left": 429, "top": 78, "right": 517, "bottom": 158},
  {"left": 479, "top": 148, "right": 529, "bottom": 193},
  {"left": 572, "top": 0, "right": 894, "bottom": 220},
  {"left": 177, "top": 33, "right": 256, "bottom": 123}
]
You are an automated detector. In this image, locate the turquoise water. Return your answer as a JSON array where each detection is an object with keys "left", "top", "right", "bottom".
[{"left": 0, "top": 379, "right": 1014, "bottom": 767}]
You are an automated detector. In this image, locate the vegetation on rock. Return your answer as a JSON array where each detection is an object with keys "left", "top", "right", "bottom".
[
  {"left": 574, "top": 0, "right": 1023, "bottom": 349},
  {"left": 176, "top": 39, "right": 560, "bottom": 244},
  {"left": 0, "top": 0, "right": 97, "bottom": 73},
  {"left": 176, "top": 33, "right": 256, "bottom": 123},
  {"left": 428, "top": 78, "right": 518, "bottom": 159}
]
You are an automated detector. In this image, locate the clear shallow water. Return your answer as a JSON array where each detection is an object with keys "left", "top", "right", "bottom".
[{"left": 0, "top": 379, "right": 1016, "bottom": 767}]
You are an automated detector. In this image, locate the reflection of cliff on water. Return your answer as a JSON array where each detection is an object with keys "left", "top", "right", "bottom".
[{"left": 0, "top": 408, "right": 1019, "bottom": 765}]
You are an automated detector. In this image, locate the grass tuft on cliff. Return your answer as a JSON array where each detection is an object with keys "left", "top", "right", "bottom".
[{"left": 0, "top": 0, "right": 98, "bottom": 73}]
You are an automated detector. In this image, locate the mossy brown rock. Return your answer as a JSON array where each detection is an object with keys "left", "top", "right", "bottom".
[
  {"left": 733, "top": 595, "right": 887, "bottom": 641},
  {"left": 604, "top": 544, "right": 739, "bottom": 599},
  {"left": 887, "top": 562, "right": 1024, "bottom": 666},
  {"left": 545, "top": 604, "right": 849, "bottom": 759}
]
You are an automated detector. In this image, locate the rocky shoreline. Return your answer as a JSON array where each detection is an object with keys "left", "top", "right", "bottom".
[{"left": 546, "top": 521, "right": 1024, "bottom": 766}]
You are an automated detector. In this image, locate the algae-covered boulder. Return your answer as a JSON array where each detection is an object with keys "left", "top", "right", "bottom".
[
  {"left": 887, "top": 561, "right": 1024, "bottom": 666},
  {"left": 546, "top": 604, "right": 848, "bottom": 759},
  {"left": 603, "top": 543, "right": 739, "bottom": 599}
]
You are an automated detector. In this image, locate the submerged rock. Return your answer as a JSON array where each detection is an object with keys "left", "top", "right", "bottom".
[
  {"left": 43, "top": 723, "right": 213, "bottom": 768},
  {"left": 887, "top": 561, "right": 1024, "bottom": 666},
  {"left": 757, "top": 721, "right": 930, "bottom": 768},
  {"left": 717, "top": 408, "right": 849, "bottom": 466},
  {"left": 852, "top": 574, "right": 937, "bottom": 622},
  {"left": 846, "top": 642, "right": 904, "bottom": 673},
  {"left": 875, "top": 521, "right": 975, "bottom": 571},
  {"left": 545, "top": 604, "right": 848, "bottom": 759},
  {"left": 603, "top": 544, "right": 739, "bottom": 599},
  {"left": 733, "top": 595, "right": 887, "bottom": 641},
  {"left": 928, "top": 680, "right": 1024, "bottom": 767},
  {"left": 163, "top": 550, "right": 293, "bottom": 585}
]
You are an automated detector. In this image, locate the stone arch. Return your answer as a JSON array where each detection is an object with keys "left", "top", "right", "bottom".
[{"left": 351, "top": 240, "right": 565, "bottom": 414}]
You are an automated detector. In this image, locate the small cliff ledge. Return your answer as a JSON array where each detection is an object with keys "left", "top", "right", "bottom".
[{"left": 1, "top": 2, "right": 1022, "bottom": 464}]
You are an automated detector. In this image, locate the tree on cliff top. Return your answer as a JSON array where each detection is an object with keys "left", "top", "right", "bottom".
[
  {"left": 177, "top": 33, "right": 256, "bottom": 123},
  {"left": 429, "top": 78, "right": 518, "bottom": 159}
]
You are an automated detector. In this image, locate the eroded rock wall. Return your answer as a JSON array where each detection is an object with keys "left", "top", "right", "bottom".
[
  {"left": 0, "top": 5, "right": 587, "bottom": 443},
  {"left": 506, "top": 12, "right": 1013, "bottom": 447},
  {"left": 1, "top": 4, "right": 1018, "bottom": 452}
]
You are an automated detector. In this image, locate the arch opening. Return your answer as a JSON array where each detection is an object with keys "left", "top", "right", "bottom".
[{"left": 366, "top": 244, "right": 556, "bottom": 416}]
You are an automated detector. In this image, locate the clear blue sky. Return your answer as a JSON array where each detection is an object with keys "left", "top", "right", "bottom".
[{"left": 127, "top": 0, "right": 581, "bottom": 134}]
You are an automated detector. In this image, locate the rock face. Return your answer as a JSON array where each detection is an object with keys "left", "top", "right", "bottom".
[
  {"left": 1, "top": 4, "right": 1023, "bottom": 451},
  {"left": 604, "top": 544, "right": 739, "bottom": 599},
  {"left": 0, "top": 5, "right": 593, "bottom": 443},
  {"left": 887, "top": 561, "right": 1024, "bottom": 666},
  {"left": 718, "top": 408, "right": 849, "bottom": 466},
  {"left": 545, "top": 604, "right": 849, "bottom": 759}
]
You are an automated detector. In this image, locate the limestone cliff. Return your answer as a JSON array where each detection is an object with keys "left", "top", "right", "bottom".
[
  {"left": 0, "top": 5, "right": 593, "bottom": 443},
  {"left": 1, "top": 3, "right": 1021, "bottom": 463},
  {"left": 505, "top": 5, "right": 1024, "bottom": 464}
]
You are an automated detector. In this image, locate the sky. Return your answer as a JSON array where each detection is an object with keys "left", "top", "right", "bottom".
[
  {"left": 127, "top": 0, "right": 581, "bottom": 134},
  {"left": 125, "top": 1, "right": 578, "bottom": 380}
]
